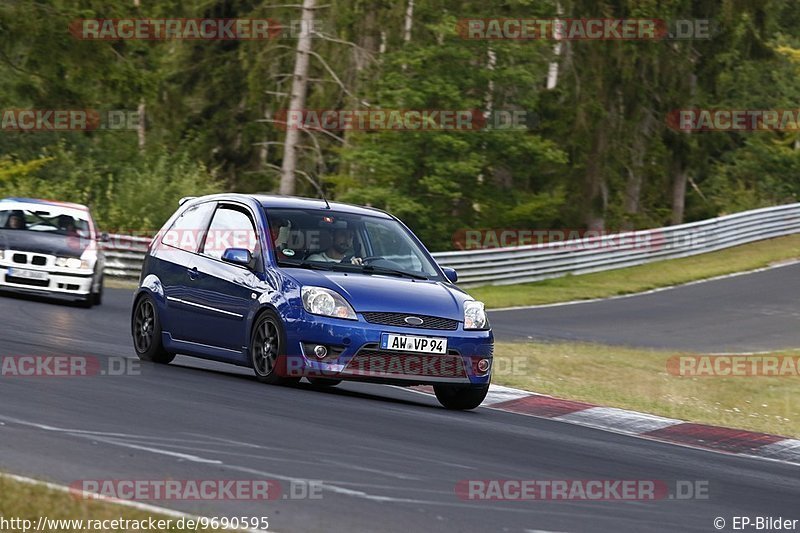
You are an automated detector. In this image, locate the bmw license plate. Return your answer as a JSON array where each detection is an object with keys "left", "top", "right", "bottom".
[
  {"left": 7, "top": 268, "right": 49, "bottom": 281},
  {"left": 380, "top": 333, "right": 447, "bottom": 354}
]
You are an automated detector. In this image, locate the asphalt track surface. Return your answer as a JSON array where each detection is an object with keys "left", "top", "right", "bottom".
[
  {"left": 489, "top": 262, "right": 800, "bottom": 352},
  {"left": 0, "top": 271, "right": 798, "bottom": 532}
]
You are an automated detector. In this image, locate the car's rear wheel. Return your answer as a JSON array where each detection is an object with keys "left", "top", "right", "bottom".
[
  {"left": 308, "top": 377, "right": 342, "bottom": 387},
  {"left": 132, "top": 294, "right": 175, "bottom": 364},
  {"left": 433, "top": 384, "right": 489, "bottom": 410},
  {"left": 250, "top": 310, "right": 298, "bottom": 385}
]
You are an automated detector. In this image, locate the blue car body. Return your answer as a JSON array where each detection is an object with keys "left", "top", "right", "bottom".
[{"left": 133, "top": 194, "right": 493, "bottom": 405}]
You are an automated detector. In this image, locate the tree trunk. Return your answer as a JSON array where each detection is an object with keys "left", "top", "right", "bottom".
[
  {"left": 623, "top": 113, "right": 652, "bottom": 228},
  {"left": 136, "top": 100, "right": 146, "bottom": 151},
  {"left": 671, "top": 160, "right": 688, "bottom": 225},
  {"left": 279, "top": 0, "right": 316, "bottom": 196},
  {"left": 584, "top": 125, "right": 608, "bottom": 230},
  {"left": 403, "top": 0, "right": 414, "bottom": 43}
]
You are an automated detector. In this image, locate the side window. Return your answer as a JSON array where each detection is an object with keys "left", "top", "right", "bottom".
[
  {"left": 202, "top": 206, "right": 259, "bottom": 261},
  {"left": 161, "top": 202, "right": 216, "bottom": 252}
]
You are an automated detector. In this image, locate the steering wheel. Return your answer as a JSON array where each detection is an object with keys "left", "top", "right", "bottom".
[{"left": 340, "top": 255, "right": 381, "bottom": 264}]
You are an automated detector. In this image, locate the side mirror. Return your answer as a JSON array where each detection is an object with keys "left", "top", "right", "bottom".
[
  {"left": 222, "top": 248, "right": 252, "bottom": 268},
  {"left": 441, "top": 267, "right": 458, "bottom": 283},
  {"left": 99, "top": 232, "right": 110, "bottom": 243}
]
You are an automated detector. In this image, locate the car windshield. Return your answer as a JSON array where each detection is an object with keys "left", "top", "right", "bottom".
[
  {"left": 0, "top": 207, "right": 91, "bottom": 237},
  {"left": 266, "top": 208, "right": 441, "bottom": 280}
]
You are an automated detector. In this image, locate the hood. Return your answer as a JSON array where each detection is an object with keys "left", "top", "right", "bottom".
[
  {"left": 284, "top": 268, "right": 470, "bottom": 320},
  {"left": 0, "top": 230, "right": 89, "bottom": 258}
]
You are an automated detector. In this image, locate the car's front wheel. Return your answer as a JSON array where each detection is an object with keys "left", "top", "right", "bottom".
[
  {"left": 92, "top": 275, "right": 104, "bottom": 306},
  {"left": 132, "top": 294, "right": 175, "bottom": 364},
  {"left": 250, "top": 310, "right": 298, "bottom": 386},
  {"left": 433, "top": 384, "right": 489, "bottom": 410}
]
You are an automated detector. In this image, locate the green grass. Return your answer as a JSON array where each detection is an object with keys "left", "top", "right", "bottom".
[
  {"left": 493, "top": 341, "right": 800, "bottom": 437},
  {"left": 0, "top": 476, "right": 231, "bottom": 532},
  {"left": 469, "top": 234, "right": 800, "bottom": 308}
]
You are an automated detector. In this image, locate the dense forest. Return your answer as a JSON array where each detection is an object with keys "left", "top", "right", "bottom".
[{"left": 1, "top": 0, "right": 799, "bottom": 250}]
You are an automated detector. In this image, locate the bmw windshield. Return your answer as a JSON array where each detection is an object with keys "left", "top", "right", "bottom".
[
  {"left": 0, "top": 207, "right": 91, "bottom": 237},
  {"left": 266, "top": 208, "right": 442, "bottom": 280}
]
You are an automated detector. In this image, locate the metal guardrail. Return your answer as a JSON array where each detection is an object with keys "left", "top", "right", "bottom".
[{"left": 102, "top": 203, "right": 800, "bottom": 287}]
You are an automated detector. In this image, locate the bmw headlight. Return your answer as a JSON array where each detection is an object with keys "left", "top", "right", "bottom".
[
  {"left": 55, "top": 250, "right": 95, "bottom": 270},
  {"left": 55, "top": 257, "right": 86, "bottom": 269},
  {"left": 463, "top": 300, "right": 488, "bottom": 330},
  {"left": 301, "top": 286, "right": 357, "bottom": 320}
]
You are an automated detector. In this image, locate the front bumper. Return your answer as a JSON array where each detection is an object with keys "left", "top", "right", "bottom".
[
  {"left": 282, "top": 311, "right": 494, "bottom": 385},
  {"left": 0, "top": 265, "right": 94, "bottom": 299}
]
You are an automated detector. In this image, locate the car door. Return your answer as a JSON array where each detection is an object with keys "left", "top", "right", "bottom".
[
  {"left": 153, "top": 200, "right": 216, "bottom": 341},
  {"left": 184, "top": 202, "right": 263, "bottom": 354}
]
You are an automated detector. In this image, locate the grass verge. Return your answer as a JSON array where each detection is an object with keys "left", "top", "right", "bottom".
[
  {"left": 0, "top": 475, "right": 230, "bottom": 532},
  {"left": 493, "top": 341, "right": 800, "bottom": 438},
  {"left": 469, "top": 234, "right": 800, "bottom": 308}
]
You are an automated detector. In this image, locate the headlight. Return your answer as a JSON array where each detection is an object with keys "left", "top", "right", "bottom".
[
  {"left": 464, "top": 300, "right": 488, "bottom": 330},
  {"left": 301, "top": 286, "right": 357, "bottom": 320},
  {"left": 55, "top": 257, "right": 85, "bottom": 269},
  {"left": 55, "top": 256, "right": 92, "bottom": 269}
]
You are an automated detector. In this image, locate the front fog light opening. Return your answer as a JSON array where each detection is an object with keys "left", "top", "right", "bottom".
[
  {"left": 477, "top": 358, "right": 491, "bottom": 373},
  {"left": 302, "top": 343, "right": 345, "bottom": 361},
  {"left": 313, "top": 345, "right": 328, "bottom": 359}
]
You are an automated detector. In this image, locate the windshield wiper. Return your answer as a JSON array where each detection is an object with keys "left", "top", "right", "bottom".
[
  {"left": 361, "top": 264, "right": 428, "bottom": 280},
  {"left": 278, "top": 259, "right": 337, "bottom": 271}
]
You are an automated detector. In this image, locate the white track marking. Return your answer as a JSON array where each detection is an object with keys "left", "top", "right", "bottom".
[{"left": 555, "top": 407, "right": 681, "bottom": 435}]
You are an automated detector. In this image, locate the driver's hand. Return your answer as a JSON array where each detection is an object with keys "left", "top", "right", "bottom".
[{"left": 350, "top": 257, "right": 363, "bottom": 265}]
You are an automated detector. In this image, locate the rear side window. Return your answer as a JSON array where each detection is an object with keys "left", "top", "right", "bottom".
[
  {"left": 202, "top": 205, "right": 259, "bottom": 260},
  {"left": 161, "top": 202, "right": 216, "bottom": 252}
]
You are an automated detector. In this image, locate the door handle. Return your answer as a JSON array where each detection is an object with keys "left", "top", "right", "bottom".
[{"left": 187, "top": 267, "right": 199, "bottom": 280}]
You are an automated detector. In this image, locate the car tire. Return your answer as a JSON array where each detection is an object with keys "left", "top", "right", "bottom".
[
  {"left": 250, "top": 309, "right": 299, "bottom": 386},
  {"left": 92, "top": 275, "right": 103, "bottom": 306},
  {"left": 132, "top": 294, "right": 175, "bottom": 364},
  {"left": 308, "top": 377, "right": 342, "bottom": 387},
  {"left": 433, "top": 384, "right": 489, "bottom": 410}
]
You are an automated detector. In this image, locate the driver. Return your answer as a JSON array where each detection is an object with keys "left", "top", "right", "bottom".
[
  {"left": 307, "top": 228, "right": 363, "bottom": 265},
  {"left": 4, "top": 213, "right": 25, "bottom": 230}
]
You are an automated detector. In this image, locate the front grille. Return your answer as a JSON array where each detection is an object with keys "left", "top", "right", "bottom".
[
  {"left": 345, "top": 345, "right": 467, "bottom": 379},
  {"left": 5, "top": 276, "right": 49, "bottom": 287},
  {"left": 9, "top": 253, "right": 48, "bottom": 266},
  {"left": 362, "top": 312, "right": 458, "bottom": 330}
]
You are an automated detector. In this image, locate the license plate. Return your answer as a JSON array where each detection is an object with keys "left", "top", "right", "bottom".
[
  {"left": 380, "top": 333, "right": 447, "bottom": 354},
  {"left": 7, "top": 268, "right": 49, "bottom": 281}
]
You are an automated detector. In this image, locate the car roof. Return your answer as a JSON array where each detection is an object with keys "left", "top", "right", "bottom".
[
  {"left": 198, "top": 193, "right": 393, "bottom": 219},
  {"left": 0, "top": 197, "right": 90, "bottom": 211}
]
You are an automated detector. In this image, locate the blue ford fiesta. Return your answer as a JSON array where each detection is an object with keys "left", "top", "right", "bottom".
[{"left": 131, "top": 194, "right": 493, "bottom": 409}]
